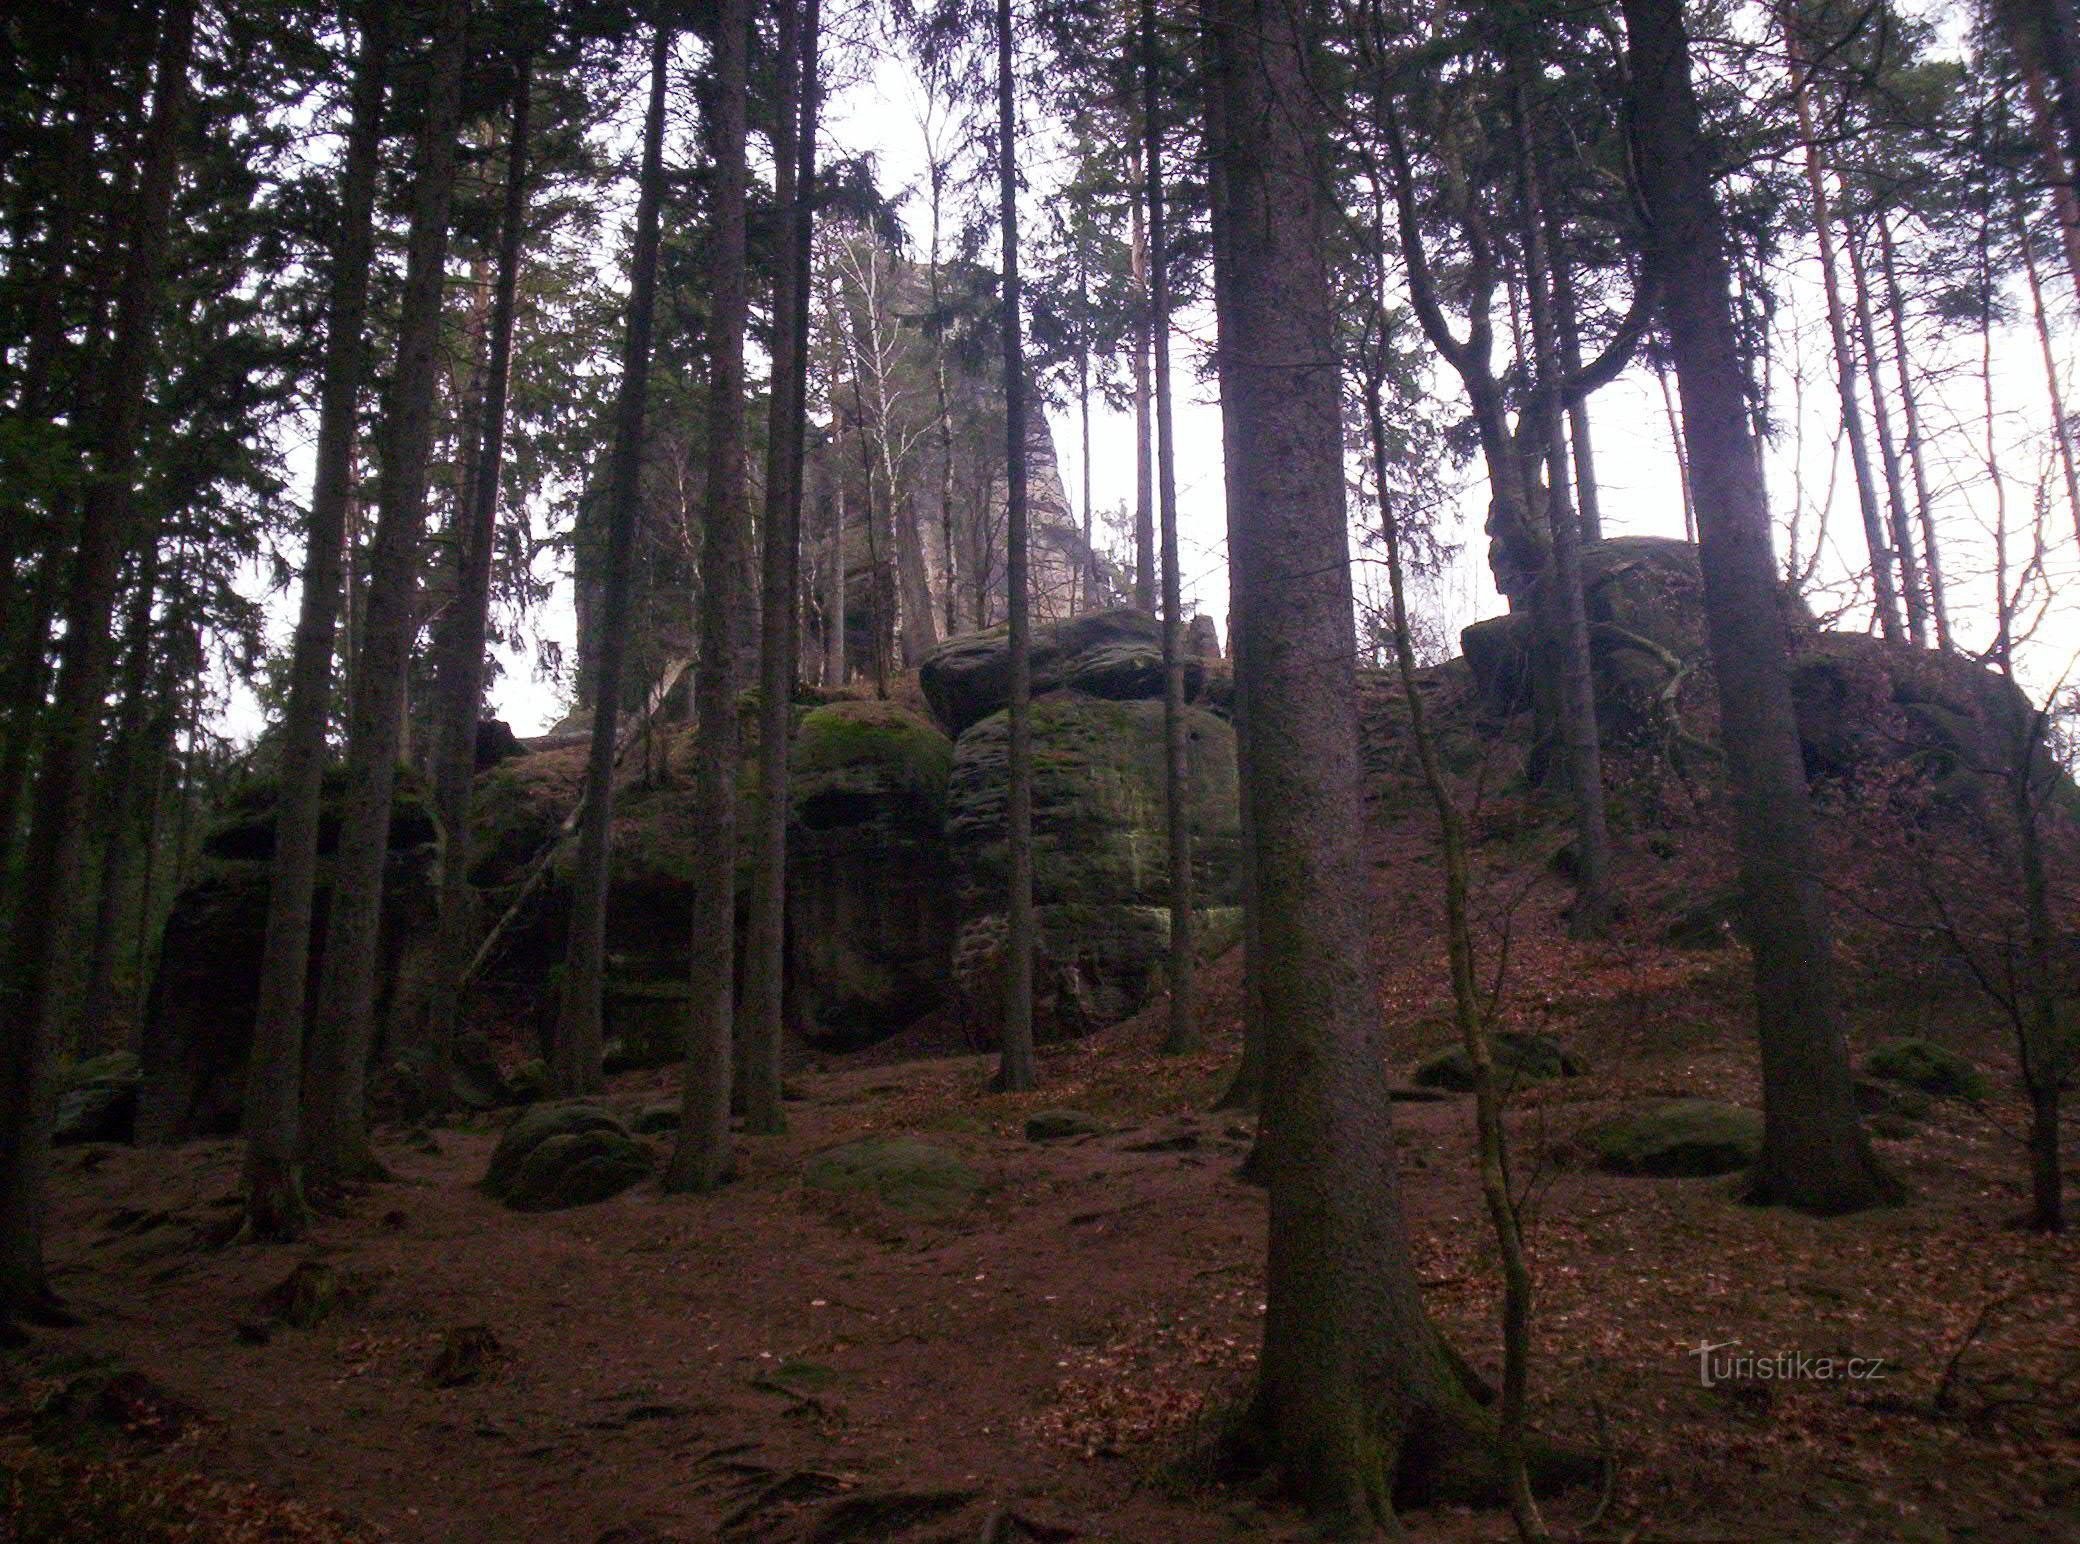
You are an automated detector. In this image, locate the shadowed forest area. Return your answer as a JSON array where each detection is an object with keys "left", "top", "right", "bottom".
[{"left": 2, "top": 0, "right": 2078, "bottom": 1538}]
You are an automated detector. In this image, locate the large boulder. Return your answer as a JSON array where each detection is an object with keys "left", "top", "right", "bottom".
[
  {"left": 787, "top": 701, "right": 956, "bottom": 1050},
  {"left": 1789, "top": 632, "right": 2054, "bottom": 808},
  {"left": 1585, "top": 1099, "right": 1763, "bottom": 1177},
  {"left": 135, "top": 773, "right": 438, "bottom": 1144},
  {"left": 1458, "top": 537, "right": 1714, "bottom": 715},
  {"left": 481, "top": 1102, "right": 650, "bottom": 1211},
  {"left": 946, "top": 692, "right": 1242, "bottom": 1040},
  {"left": 919, "top": 608, "right": 1207, "bottom": 736}
]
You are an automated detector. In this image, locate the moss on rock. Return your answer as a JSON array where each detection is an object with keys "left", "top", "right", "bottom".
[
  {"left": 801, "top": 1137, "right": 981, "bottom": 1217},
  {"left": 1586, "top": 1099, "right": 1763, "bottom": 1177},
  {"left": 1412, "top": 1032, "right": 1586, "bottom": 1093},
  {"left": 1862, "top": 1039, "right": 1989, "bottom": 1101}
]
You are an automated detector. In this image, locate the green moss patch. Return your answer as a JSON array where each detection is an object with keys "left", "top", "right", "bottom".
[{"left": 801, "top": 1137, "right": 981, "bottom": 1218}]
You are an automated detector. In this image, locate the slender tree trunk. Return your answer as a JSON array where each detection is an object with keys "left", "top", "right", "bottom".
[
  {"left": 1549, "top": 223, "right": 1602, "bottom": 544},
  {"left": 667, "top": 0, "right": 752, "bottom": 1191},
  {"left": 556, "top": 24, "right": 671, "bottom": 1101},
  {"left": 2016, "top": 200, "right": 2080, "bottom": 545},
  {"left": 1875, "top": 213, "right": 1951, "bottom": 651},
  {"left": 1078, "top": 254, "right": 1095, "bottom": 614},
  {"left": 1140, "top": 0, "right": 1196, "bottom": 1054},
  {"left": 1203, "top": 0, "right": 1537, "bottom": 1522},
  {"left": 827, "top": 474, "right": 848, "bottom": 687},
  {"left": 78, "top": 545, "right": 165, "bottom": 1054},
  {"left": 742, "top": 0, "right": 818, "bottom": 1137},
  {"left": 1624, "top": 0, "right": 1897, "bottom": 1216},
  {"left": 1513, "top": 65, "right": 1613, "bottom": 939},
  {"left": 1368, "top": 371, "right": 1549, "bottom": 1544},
  {"left": 303, "top": 0, "right": 471, "bottom": 1189},
  {"left": 239, "top": 0, "right": 389, "bottom": 1237},
  {"left": 421, "top": 47, "right": 532, "bottom": 1118},
  {"left": 994, "top": 0, "right": 1037, "bottom": 1094},
  {"left": 1130, "top": 164, "right": 1155, "bottom": 612},
  {"left": 1783, "top": 10, "right": 1902, "bottom": 644},
  {"left": 1655, "top": 357, "right": 1697, "bottom": 544},
  {"left": 1, "top": 0, "right": 194, "bottom": 1323},
  {"left": 928, "top": 158, "right": 960, "bottom": 636},
  {"left": 1202, "top": 13, "right": 1264, "bottom": 1117},
  {"left": 1842, "top": 211, "right": 1927, "bottom": 645}
]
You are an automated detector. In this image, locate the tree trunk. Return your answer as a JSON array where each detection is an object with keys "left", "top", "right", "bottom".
[
  {"left": 1623, "top": 0, "right": 1897, "bottom": 1216},
  {"left": 1203, "top": 0, "right": 1533, "bottom": 1522},
  {"left": 555, "top": 23, "right": 671, "bottom": 1101},
  {"left": 742, "top": 0, "right": 819, "bottom": 1137},
  {"left": 1549, "top": 222, "right": 1603, "bottom": 544},
  {"left": 1130, "top": 164, "right": 1155, "bottom": 613},
  {"left": 303, "top": 0, "right": 470, "bottom": 1189},
  {"left": 1077, "top": 254, "right": 1095, "bottom": 614},
  {"left": 1140, "top": 0, "right": 1196, "bottom": 1055},
  {"left": 420, "top": 46, "right": 532, "bottom": 1119},
  {"left": 994, "top": 0, "right": 1036, "bottom": 1094},
  {"left": 894, "top": 493, "right": 938, "bottom": 665},
  {"left": 78, "top": 543, "right": 165, "bottom": 1055},
  {"left": 1513, "top": 63, "right": 1613, "bottom": 939},
  {"left": 2015, "top": 199, "right": 2080, "bottom": 546},
  {"left": 1841, "top": 210, "right": 1926, "bottom": 645},
  {"left": 1, "top": 0, "right": 194, "bottom": 1323},
  {"left": 1782, "top": 10, "right": 1903, "bottom": 645},
  {"left": 667, "top": 0, "right": 752, "bottom": 1191},
  {"left": 1875, "top": 213, "right": 1951, "bottom": 652},
  {"left": 1368, "top": 375, "right": 1549, "bottom": 1544}
]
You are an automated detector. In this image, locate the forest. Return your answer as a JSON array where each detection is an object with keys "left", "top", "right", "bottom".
[{"left": 1, "top": 0, "right": 2078, "bottom": 1537}]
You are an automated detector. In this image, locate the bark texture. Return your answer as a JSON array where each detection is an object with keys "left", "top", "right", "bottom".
[
  {"left": 994, "top": 0, "right": 1037, "bottom": 1094},
  {"left": 304, "top": 0, "right": 470, "bottom": 1188},
  {"left": 1624, "top": 0, "right": 1898, "bottom": 1216},
  {"left": 1204, "top": 0, "right": 1531, "bottom": 1523},
  {"left": 669, "top": 0, "right": 752, "bottom": 1190},
  {"left": 742, "top": 0, "right": 819, "bottom": 1136}
]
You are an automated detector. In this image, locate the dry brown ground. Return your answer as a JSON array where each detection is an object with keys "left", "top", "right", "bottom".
[{"left": 7, "top": 836, "right": 2078, "bottom": 1542}]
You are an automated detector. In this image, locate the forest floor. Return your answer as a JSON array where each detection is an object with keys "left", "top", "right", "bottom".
[{"left": 7, "top": 821, "right": 2080, "bottom": 1542}]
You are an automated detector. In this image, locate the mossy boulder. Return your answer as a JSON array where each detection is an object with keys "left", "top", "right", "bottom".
[
  {"left": 787, "top": 702, "right": 957, "bottom": 1050},
  {"left": 1585, "top": 1099, "right": 1763, "bottom": 1177},
  {"left": 946, "top": 692, "right": 1241, "bottom": 1041},
  {"left": 481, "top": 1103, "right": 650, "bottom": 1211},
  {"left": 1025, "top": 1109, "right": 1105, "bottom": 1142},
  {"left": 1412, "top": 1031, "right": 1586, "bottom": 1093},
  {"left": 801, "top": 1137, "right": 981, "bottom": 1218},
  {"left": 920, "top": 608, "right": 1206, "bottom": 735},
  {"left": 1862, "top": 1039, "right": 1990, "bottom": 1101}
]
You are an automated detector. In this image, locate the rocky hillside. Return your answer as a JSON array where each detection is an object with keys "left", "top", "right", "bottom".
[{"left": 125, "top": 541, "right": 2060, "bottom": 1141}]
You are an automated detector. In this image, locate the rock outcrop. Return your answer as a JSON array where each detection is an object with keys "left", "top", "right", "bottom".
[
  {"left": 920, "top": 608, "right": 1207, "bottom": 736},
  {"left": 1456, "top": 534, "right": 2052, "bottom": 806},
  {"left": 942, "top": 688, "right": 1242, "bottom": 1043},
  {"left": 136, "top": 772, "right": 439, "bottom": 1144},
  {"left": 787, "top": 701, "right": 955, "bottom": 1050}
]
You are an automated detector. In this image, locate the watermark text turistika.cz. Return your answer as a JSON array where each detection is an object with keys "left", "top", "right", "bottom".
[{"left": 1691, "top": 1340, "right": 1888, "bottom": 1388}]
